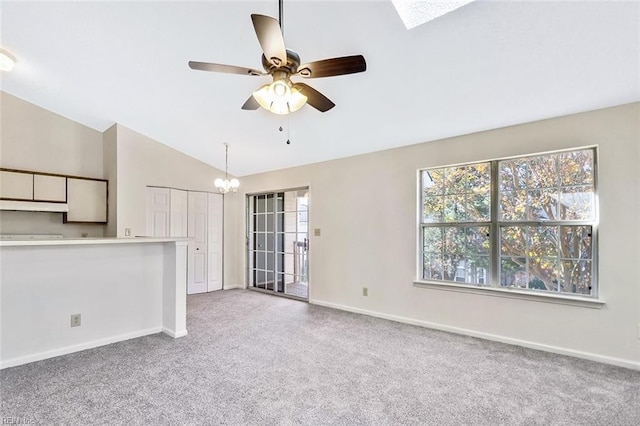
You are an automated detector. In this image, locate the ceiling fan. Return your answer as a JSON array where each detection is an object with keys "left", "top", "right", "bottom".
[{"left": 188, "top": 0, "right": 367, "bottom": 114}]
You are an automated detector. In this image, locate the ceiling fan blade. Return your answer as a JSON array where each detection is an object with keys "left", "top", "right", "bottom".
[
  {"left": 251, "top": 14, "right": 287, "bottom": 67},
  {"left": 188, "top": 61, "right": 264, "bottom": 76},
  {"left": 293, "top": 83, "right": 335, "bottom": 112},
  {"left": 241, "top": 95, "right": 260, "bottom": 110},
  {"left": 296, "top": 55, "right": 367, "bottom": 78}
]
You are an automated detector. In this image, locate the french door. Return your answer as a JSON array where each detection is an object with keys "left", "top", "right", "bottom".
[{"left": 247, "top": 189, "right": 309, "bottom": 299}]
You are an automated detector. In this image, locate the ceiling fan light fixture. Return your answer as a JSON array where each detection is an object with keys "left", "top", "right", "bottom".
[
  {"left": 269, "top": 99, "right": 291, "bottom": 115},
  {"left": 252, "top": 84, "right": 272, "bottom": 110},
  {"left": 0, "top": 49, "right": 16, "bottom": 72},
  {"left": 270, "top": 79, "right": 290, "bottom": 98},
  {"left": 288, "top": 87, "right": 307, "bottom": 113},
  {"left": 252, "top": 79, "right": 308, "bottom": 115}
]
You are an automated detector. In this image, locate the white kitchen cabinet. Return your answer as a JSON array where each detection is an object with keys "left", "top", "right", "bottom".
[
  {"left": 33, "top": 174, "right": 66, "bottom": 202},
  {"left": 0, "top": 170, "right": 33, "bottom": 200},
  {"left": 64, "top": 178, "right": 108, "bottom": 223}
]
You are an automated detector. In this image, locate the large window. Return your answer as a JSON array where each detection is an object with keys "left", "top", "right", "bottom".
[{"left": 419, "top": 148, "right": 596, "bottom": 297}]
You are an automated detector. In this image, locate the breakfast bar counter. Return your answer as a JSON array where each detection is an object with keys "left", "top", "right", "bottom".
[{"left": 0, "top": 237, "right": 189, "bottom": 369}]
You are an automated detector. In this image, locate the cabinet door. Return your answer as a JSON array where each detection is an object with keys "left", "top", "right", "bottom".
[
  {"left": 33, "top": 174, "right": 66, "bottom": 202},
  {"left": 0, "top": 171, "right": 33, "bottom": 200},
  {"left": 65, "top": 178, "right": 107, "bottom": 223}
]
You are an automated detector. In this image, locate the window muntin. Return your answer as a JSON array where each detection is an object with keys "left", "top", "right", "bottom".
[
  {"left": 499, "top": 225, "right": 593, "bottom": 294},
  {"left": 498, "top": 150, "right": 595, "bottom": 222},
  {"left": 420, "top": 148, "right": 596, "bottom": 297},
  {"left": 422, "top": 163, "right": 491, "bottom": 223}
]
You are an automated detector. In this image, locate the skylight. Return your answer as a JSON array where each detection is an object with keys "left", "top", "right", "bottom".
[{"left": 391, "top": 0, "right": 476, "bottom": 30}]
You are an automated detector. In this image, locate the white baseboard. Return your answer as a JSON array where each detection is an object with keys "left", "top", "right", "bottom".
[
  {"left": 309, "top": 299, "right": 640, "bottom": 371},
  {"left": 223, "top": 284, "right": 244, "bottom": 290},
  {"left": 0, "top": 327, "right": 163, "bottom": 370},
  {"left": 162, "top": 327, "right": 188, "bottom": 338}
]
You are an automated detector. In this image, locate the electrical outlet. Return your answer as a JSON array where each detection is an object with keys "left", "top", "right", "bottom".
[
  {"left": 70, "top": 314, "right": 81, "bottom": 327},
  {"left": 362, "top": 287, "right": 368, "bottom": 297},
  {"left": 125, "top": 228, "right": 132, "bottom": 237},
  {"left": 81, "top": 233, "right": 88, "bottom": 238}
]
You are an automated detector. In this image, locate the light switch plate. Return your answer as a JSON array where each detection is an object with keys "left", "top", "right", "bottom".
[{"left": 314, "top": 228, "right": 321, "bottom": 237}]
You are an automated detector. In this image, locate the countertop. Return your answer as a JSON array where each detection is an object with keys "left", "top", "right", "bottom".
[{"left": 0, "top": 237, "right": 190, "bottom": 247}]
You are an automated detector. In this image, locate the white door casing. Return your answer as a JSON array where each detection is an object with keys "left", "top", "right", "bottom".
[{"left": 207, "top": 193, "right": 223, "bottom": 291}]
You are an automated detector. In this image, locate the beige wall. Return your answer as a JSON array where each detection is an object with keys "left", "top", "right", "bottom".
[
  {"left": 3, "top": 90, "right": 638, "bottom": 366},
  {"left": 0, "top": 91, "right": 105, "bottom": 237},
  {"left": 0, "top": 92, "right": 238, "bottom": 286},
  {"left": 235, "top": 102, "right": 640, "bottom": 368},
  {"left": 113, "top": 124, "right": 238, "bottom": 286}
]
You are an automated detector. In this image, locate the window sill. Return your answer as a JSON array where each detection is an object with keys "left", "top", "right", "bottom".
[{"left": 413, "top": 280, "right": 605, "bottom": 309}]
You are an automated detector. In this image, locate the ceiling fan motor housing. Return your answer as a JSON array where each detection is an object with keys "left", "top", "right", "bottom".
[{"left": 262, "top": 49, "right": 301, "bottom": 75}]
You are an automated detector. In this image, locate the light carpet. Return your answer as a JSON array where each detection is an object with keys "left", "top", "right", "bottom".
[{"left": 1, "top": 289, "right": 639, "bottom": 425}]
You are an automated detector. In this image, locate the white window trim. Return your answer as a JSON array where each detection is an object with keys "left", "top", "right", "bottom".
[
  {"left": 416, "top": 146, "right": 599, "bottom": 302},
  {"left": 413, "top": 280, "right": 605, "bottom": 309}
]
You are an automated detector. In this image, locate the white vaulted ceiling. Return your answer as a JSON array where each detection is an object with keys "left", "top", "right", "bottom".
[{"left": 1, "top": 0, "right": 638, "bottom": 176}]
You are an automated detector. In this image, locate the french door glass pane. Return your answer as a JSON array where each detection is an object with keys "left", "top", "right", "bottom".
[
  {"left": 254, "top": 213, "right": 266, "bottom": 232},
  {"left": 255, "top": 233, "right": 265, "bottom": 250},
  {"left": 266, "top": 194, "right": 274, "bottom": 213},
  {"left": 256, "top": 195, "right": 266, "bottom": 213},
  {"left": 254, "top": 251, "right": 266, "bottom": 270}
]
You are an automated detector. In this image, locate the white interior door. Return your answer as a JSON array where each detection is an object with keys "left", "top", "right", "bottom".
[
  {"left": 188, "top": 191, "right": 208, "bottom": 294},
  {"left": 146, "top": 187, "right": 170, "bottom": 237},
  {"left": 170, "top": 189, "right": 188, "bottom": 237},
  {"left": 207, "top": 193, "right": 223, "bottom": 291}
]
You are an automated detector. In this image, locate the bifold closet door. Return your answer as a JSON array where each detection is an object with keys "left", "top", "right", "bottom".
[
  {"left": 147, "top": 188, "right": 223, "bottom": 294},
  {"left": 146, "top": 187, "right": 170, "bottom": 237},
  {"left": 188, "top": 191, "right": 208, "bottom": 294},
  {"left": 170, "top": 189, "right": 188, "bottom": 237}
]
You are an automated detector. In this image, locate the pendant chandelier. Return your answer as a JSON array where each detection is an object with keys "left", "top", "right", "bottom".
[{"left": 214, "top": 143, "right": 240, "bottom": 194}]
